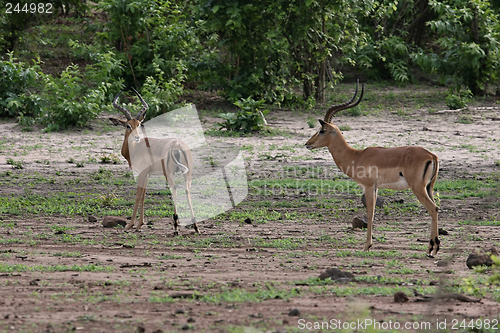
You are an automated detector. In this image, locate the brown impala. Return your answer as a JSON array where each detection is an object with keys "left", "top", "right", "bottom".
[
  {"left": 110, "top": 87, "right": 198, "bottom": 235},
  {"left": 305, "top": 81, "right": 440, "bottom": 257}
]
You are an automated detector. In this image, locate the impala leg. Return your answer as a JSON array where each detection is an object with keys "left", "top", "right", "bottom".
[
  {"left": 126, "top": 173, "right": 148, "bottom": 231},
  {"left": 412, "top": 187, "right": 439, "bottom": 257},
  {"left": 126, "top": 186, "right": 145, "bottom": 231},
  {"left": 166, "top": 176, "right": 180, "bottom": 236},
  {"left": 185, "top": 178, "right": 199, "bottom": 234},
  {"left": 363, "top": 186, "right": 377, "bottom": 251},
  {"left": 135, "top": 187, "right": 147, "bottom": 231}
]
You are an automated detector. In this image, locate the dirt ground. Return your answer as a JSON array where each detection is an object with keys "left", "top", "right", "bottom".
[{"left": 0, "top": 95, "right": 500, "bottom": 332}]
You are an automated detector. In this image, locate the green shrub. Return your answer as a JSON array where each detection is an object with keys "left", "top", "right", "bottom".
[
  {"left": 139, "top": 59, "right": 186, "bottom": 120},
  {"left": 0, "top": 52, "right": 43, "bottom": 119},
  {"left": 218, "top": 97, "right": 269, "bottom": 133},
  {"left": 40, "top": 65, "right": 105, "bottom": 131},
  {"left": 445, "top": 87, "right": 472, "bottom": 110}
]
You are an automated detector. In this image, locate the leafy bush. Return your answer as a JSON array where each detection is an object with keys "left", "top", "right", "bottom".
[
  {"left": 139, "top": 58, "right": 186, "bottom": 120},
  {"left": 446, "top": 92, "right": 472, "bottom": 110},
  {"left": 416, "top": 0, "right": 500, "bottom": 95},
  {"left": 0, "top": 52, "right": 43, "bottom": 119},
  {"left": 356, "top": 35, "right": 413, "bottom": 82},
  {"left": 218, "top": 97, "right": 269, "bottom": 133},
  {"left": 41, "top": 65, "right": 112, "bottom": 132}
]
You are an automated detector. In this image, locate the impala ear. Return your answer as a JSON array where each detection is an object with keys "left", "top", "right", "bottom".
[{"left": 109, "top": 117, "right": 128, "bottom": 127}]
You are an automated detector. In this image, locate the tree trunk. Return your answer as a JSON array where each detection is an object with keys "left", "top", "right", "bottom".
[{"left": 407, "top": 0, "right": 430, "bottom": 46}]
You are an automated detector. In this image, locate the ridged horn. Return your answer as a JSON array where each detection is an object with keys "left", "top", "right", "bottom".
[
  {"left": 324, "top": 79, "right": 364, "bottom": 123},
  {"left": 112, "top": 88, "right": 133, "bottom": 120},
  {"left": 129, "top": 87, "right": 148, "bottom": 121}
]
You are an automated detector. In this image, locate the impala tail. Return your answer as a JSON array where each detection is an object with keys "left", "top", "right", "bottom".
[{"left": 171, "top": 148, "right": 190, "bottom": 175}]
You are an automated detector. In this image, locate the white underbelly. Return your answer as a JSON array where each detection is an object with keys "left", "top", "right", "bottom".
[{"left": 379, "top": 178, "right": 410, "bottom": 190}]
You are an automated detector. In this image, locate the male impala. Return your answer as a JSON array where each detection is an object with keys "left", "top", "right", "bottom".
[
  {"left": 306, "top": 81, "right": 440, "bottom": 257},
  {"left": 111, "top": 87, "right": 198, "bottom": 235}
]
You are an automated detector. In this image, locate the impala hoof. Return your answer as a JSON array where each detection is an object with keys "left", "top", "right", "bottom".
[{"left": 173, "top": 231, "right": 179, "bottom": 236}]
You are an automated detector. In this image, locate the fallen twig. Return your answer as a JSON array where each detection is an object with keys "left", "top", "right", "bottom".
[
  {"left": 120, "top": 262, "right": 152, "bottom": 268},
  {"left": 413, "top": 290, "right": 481, "bottom": 303}
]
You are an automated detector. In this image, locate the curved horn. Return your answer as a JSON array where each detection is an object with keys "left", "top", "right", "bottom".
[
  {"left": 129, "top": 87, "right": 149, "bottom": 121},
  {"left": 112, "top": 88, "right": 133, "bottom": 120},
  {"left": 324, "top": 79, "right": 364, "bottom": 123}
]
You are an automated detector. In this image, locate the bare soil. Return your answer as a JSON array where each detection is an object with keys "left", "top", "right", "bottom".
[{"left": 0, "top": 100, "right": 499, "bottom": 333}]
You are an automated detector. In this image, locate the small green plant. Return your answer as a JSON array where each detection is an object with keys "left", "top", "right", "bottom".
[
  {"left": 456, "top": 115, "right": 474, "bottom": 124},
  {"left": 489, "top": 255, "right": 500, "bottom": 285},
  {"left": 218, "top": 97, "right": 269, "bottom": 133},
  {"left": 6, "top": 158, "right": 24, "bottom": 169},
  {"left": 445, "top": 87, "right": 472, "bottom": 110},
  {"left": 100, "top": 192, "right": 118, "bottom": 206},
  {"left": 100, "top": 153, "right": 120, "bottom": 164},
  {"left": 306, "top": 115, "right": 316, "bottom": 128}
]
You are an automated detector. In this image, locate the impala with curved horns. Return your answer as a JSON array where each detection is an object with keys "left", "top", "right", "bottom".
[
  {"left": 110, "top": 87, "right": 198, "bottom": 235},
  {"left": 305, "top": 81, "right": 440, "bottom": 257}
]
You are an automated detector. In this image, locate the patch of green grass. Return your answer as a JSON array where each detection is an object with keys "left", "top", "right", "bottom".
[
  {"left": 223, "top": 208, "right": 282, "bottom": 223},
  {"left": 0, "top": 192, "right": 131, "bottom": 217},
  {"left": 336, "top": 249, "right": 405, "bottom": 259},
  {"left": 200, "top": 286, "right": 300, "bottom": 303},
  {"left": 253, "top": 237, "right": 306, "bottom": 250},
  {"left": 338, "top": 125, "right": 352, "bottom": 131},
  {"left": 0, "top": 263, "right": 113, "bottom": 273},
  {"left": 327, "top": 285, "right": 435, "bottom": 297},
  {"left": 458, "top": 220, "right": 500, "bottom": 226},
  {"left": 6, "top": 158, "right": 24, "bottom": 169},
  {"left": 386, "top": 267, "right": 419, "bottom": 274},
  {"left": 163, "top": 235, "right": 235, "bottom": 249},
  {"left": 434, "top": 179, "right": 499, "bottom": 199}
]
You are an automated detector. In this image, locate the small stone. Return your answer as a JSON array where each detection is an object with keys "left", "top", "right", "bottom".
[
  {"left": 244, "top": 218, "right": 252, "bottom": 224},
  {"left": 438, "top": 228, "right": 449, "bottom": 235},
  {"left": 436, "top": 260, "right": 449, "bottom": 267},
  {"left": 288, "top": 308, "right": 300, "bottom": 316},
  {"left": 318, "top": 268, "right": 354, "bottom": 281},
  {"left": 88, "top": 215, "right": 98, "bottom": 223},
  {"left": 466, "top": 247, "right": 498, "bottom": 269},
  {"left": 352, "top": 216, "right": 367, "bottom": 229},
  {"left": 394, "top": 291, "right": 409, "bottom": 303},
  {"left": 136, "top": 326, "right": 145, "bottom": 333},
  {"left": 29, "top": 279, "right": 40, "bottom": 286},
  {"left": 187, "top": 317, "right": 195, "bottom": 323},
  {"left": 102, "top": 216, "right": 127, "bottom": 228}
]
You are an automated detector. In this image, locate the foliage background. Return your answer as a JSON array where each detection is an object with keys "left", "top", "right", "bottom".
[{"left": 1, "top": 0, "right": 500, "bottom": 130}]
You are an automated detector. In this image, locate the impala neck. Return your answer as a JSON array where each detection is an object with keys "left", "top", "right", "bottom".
[
  {"left": 326, "top": 132, "right": 359, "bottom": 179},
  {"left": 121, "top": 133, "right": 132, "bottom": 168}
]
